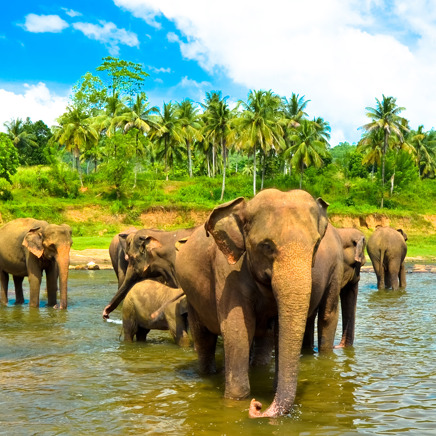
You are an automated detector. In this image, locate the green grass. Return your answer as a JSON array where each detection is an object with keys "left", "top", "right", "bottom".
[{"left": 72, "top": 236, "right": 114, "bottom": 250}]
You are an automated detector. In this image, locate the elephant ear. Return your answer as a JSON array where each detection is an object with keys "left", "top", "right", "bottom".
[
  {"left": 397, "top": 229, "right": 408, "bottom": 241},
  {"left": 23, "top": 226, "right": 44, "bottom": 258},
  {"left": 138, "top": 235, "right": 162, "bottom": 255},
  {"left": 205, "top": 197, "right": 246, "bottom": 265},
  {"left": 316, "top": 197, "right": 329, "bottom": 239}
]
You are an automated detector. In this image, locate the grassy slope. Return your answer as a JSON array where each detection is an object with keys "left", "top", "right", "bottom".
[{"left": 1, "top": 175, "right": 435, "bottom": 261}]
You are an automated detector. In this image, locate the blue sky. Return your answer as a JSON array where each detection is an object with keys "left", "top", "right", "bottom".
[{"left": 1, "top": 0, "right": 436, "bottom": 145}]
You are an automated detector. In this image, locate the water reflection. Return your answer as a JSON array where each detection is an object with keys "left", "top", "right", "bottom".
[{"left": 0, "top": 270, "right": 435, "bottom": 434}]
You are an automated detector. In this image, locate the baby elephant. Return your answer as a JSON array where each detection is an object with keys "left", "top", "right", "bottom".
[
  {"left": 367, "top": 226, "right": 408, "bottom": 290},
  {"left": 122, "top": 280, "right": 191, "bottom": 346}
]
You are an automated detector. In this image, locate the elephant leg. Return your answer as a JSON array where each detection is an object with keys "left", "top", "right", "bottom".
[
  {"left": 302, "top": 312, "right": 316, "bottom": 352},
  {"left": 13, "top": 276, "right": 25, "bottom": 305},
  {"left": 399, "top": 262, "right": 407, "bottom": 289},
  {"left": 0, "top": 270, "right": 9, "bottom": 305},
  {"left": 135, "top": 326, "right": 150, "bottom": 342},
  {"left": 45, "top": 264, "right": 58, "bottom": 307},
  {"left": 188, "top": 304, "right": 217, "bottom": 375},
  {"left": 122, "top": 316, "right": 137, "bottom": 342},
  {"left": 250, "top": 334, "right": 274, "bottom": 366},
  {"left": 27, "top": 259, "right": 42, "bottom": 308},
  {"left": 317, "top": 285, "right": 340, "bottom": 353},
  {"left": 338, "top": 282, "right": 358, "bottom": 347},
  {"left": 220, "top": 305, "right": 255, "bottom": 399},
  {"left": 171, "top": 313, "right": 191, "bottom": 347}
]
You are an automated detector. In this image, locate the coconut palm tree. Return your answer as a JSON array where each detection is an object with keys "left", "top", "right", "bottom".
[
  {"left": 285, "top": 119, "right": 329, "bottom": 188},
  {"left": 281, "top": 93, "right": 310, "bottom": 126},
  {"left": 52, "top": 105, "right": 99, "bottom": 185},
  {"left": 202, "top": 92, "right": 235, "bottom": 200},
  {"left": 408, "top": 126, "right": 436, "bottom": 178},
  {"left": 177, "top": 99, "right": 203, "bottom": 178},
  {"left": 3, "top": 118, "right": 37, "bottom": 164},
  {"left": 110, "top": 92, "right": 159, "bottom": 186},
  {"left": 150, "top": 102, "right": 184, "bottom": 180},
  {"left": 357, "top": 128, "right": 384, "bottom": 179},
  {"left": 234, "top": 90, "right": 285, "bottom": 194},
  {"left": 360, "top": 95, "right": 407, "bottom": 208}
]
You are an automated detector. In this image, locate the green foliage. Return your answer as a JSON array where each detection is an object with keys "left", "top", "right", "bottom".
[
  {"left": 0, "top": 133, "right": 19, "bottom": 182},
  {"left": 0, "top": 178, "right": 13, "bottom": 201}
]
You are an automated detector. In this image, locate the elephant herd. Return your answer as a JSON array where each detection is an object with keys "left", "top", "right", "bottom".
[{"left": 0, "top": 188, "right": 408, "bottom": 419}]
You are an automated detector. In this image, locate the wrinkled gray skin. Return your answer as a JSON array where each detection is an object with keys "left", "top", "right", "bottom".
[
  {"left": 175, "top": 189, "right": 329, "bottom": 418},
  {"left": 122, "top": 280, "right": 190, "bottom": 346},
  {"left": 336, "top": 228, "right": 366, "bottom": 347},
  {"left": 367, "top": 227, "right": 407, "bottom": 290},
  {"left": 0, "top": 218, "right": 72, "bottom": 309},
  {"left": 103, "top": 227, "right": 197, "bottom": 319},
  {"left": 303, "top": 223, "right": 344, "bottom": 353},
  {"left": 109, "top": 227, "right": 138, "bottom": 288}
]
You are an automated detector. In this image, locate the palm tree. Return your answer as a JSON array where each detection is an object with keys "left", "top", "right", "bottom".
[
  {"left": 150, "top": 102, "right": 184, "bottom": 180},
  {"left": 408, "top": 126, "right": 436, "bottom": 178},
  {"left": 360, "top": 95, "right": 407, "bottom": 208},
  {"left": 282, "top": 93, "right": 310, "bottom": 126},
  {"left": 177, "top": 99, "right": 203, "bottom": 178},
  {"left": 3, "top": 118, "right": 37, "bottom": 164},
  {"left": 111, "top": 92, "right": 158, "bottom": 186},
  {"left": 202, "top": 92, "right": 235, "bottom": 200},
  {"left": 52, "top": 105, "right": 99, "bottom": 185},
  {"left": 285, "top": 120, "right": 329, "bottom": 188},
  {"left": 357, "top": 128, "right": 384, "bottom": 178},
  {"left": 234, "top": 90, "right": 285, "bottom": 194}
]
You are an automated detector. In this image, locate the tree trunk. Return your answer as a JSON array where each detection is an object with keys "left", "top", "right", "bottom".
[
  {"left": 261, "top": 149, "right": 266, "bottom": 191},
  {"left": 187, "top": 140, "right": 193, "bottom": 178},
  {"left": 212, "top": 144, "right": 216, "bottom": 178},
  {"left": 381, "top": 130, "right": 388, "bottom": 208},
  {"left": 220, "top": 140, "right": 226, "bottom": 201},
  {"left": 253, "top": 146, "right": 257, "bottom": 196}
]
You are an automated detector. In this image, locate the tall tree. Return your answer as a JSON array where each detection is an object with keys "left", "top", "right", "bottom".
[
  {"left": 3, "top": 118, "right": 37, "bottom": 165},
  {"left": 408, "top": 126, "right": 436, "bottom": 178},
  {"left": 111, "top": 92, "right": 159, "bottom": 186},
  {"left": 234, "top": 90, "right": 285, "bottom": 194},
  {"left": 285, "top": 119, "right": 330, "bottom": 188},
  {"left": 96, "top": 56, "right": 149, "bottom": 104},
  {"left": 150, "top": 102, "right": 184, "bottom": 180},
  {"left": 52, "top": 105, "right": 99, "bottom": 185},
  {"left": 0, "top": 132, "right": 19, "bottom": 182},
  {"left": 360, "top": 95, "right": 407, "bottom": 208},
  {"left": 202, "top": 92, "right": 234, "bottom": 200},
  {"left": 177, "top": 99, "right": 203, "bottom": 178}
]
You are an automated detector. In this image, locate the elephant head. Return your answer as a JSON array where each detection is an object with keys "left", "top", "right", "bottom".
[
  {"left": 205, "top": 189, "right": 329, "bottom": 418},
  {"left": 22, "top": 223, "right": 72, "bottom": 309},
  {"left": 103, "top": 227, "right": 197, "bottom": 319}
]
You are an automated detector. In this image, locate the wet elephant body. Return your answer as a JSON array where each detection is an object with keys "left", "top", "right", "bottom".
[
  {"left": 367, "top": 227, "right": 407, "bottom": 290},
  {"left": 175, "top": 189, "right": 329, "bottom": 418},
  {"left": 0, "top": 218, "right": 72, "bottom": 308},
  {"left": 122, "top": 280, "right": 190, "bottom": 346}
]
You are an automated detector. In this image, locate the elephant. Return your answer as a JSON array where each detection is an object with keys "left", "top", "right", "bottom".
[
  {"left": 367, "top": 226, "right": 407, "bottom": 290},
  {"left": 303, "top": 223, "right": 345, "bottom": 353},
  {"left": 0, "top": 218, "right": 72, "bottom": 309},
  {"left": 336, "top": 228, "right": 366, "bottom": 347},
  {"left": 174, "top": 189, "right": 329, "bottom": 418},
  {"left": 109, "top": 227, "right": 138, "bottom": 288},
  {"left": 102, "top": 227, "right": 197, "bottom": 319},
  {"left": 122, "top": 280, "right": 190, "bottom": 347}
]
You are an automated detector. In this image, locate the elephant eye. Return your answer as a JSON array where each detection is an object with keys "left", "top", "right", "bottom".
[{"left": 259, "top": 241, "right": 275, "bottom": 256}]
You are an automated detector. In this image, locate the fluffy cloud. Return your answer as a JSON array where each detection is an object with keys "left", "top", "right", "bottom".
[
  {"left": 72, "top": 21, "right": 139, "bottom": 55},
  {"left": 23, "top": 14, "right": 69, "bottom": 33},
  {"left": 114, "top": 0, "right": 436, "bottom": 143},
  {"left": 62, "top": 8, "right": 82, "bottom": 18},
  {"left": 0, "top": 83, "right": 68, "bottom": 130}
]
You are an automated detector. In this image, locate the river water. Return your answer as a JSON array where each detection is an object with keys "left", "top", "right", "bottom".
[{"left": 1, "top": 270, "right": 435, "bottom": 435}]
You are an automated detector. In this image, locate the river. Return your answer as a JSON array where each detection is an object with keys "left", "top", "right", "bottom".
[{"left": 1, "top": 270, "right": 435, "bottom": 435}]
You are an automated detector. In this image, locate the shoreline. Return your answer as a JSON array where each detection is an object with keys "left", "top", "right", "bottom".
[{"left": 69, "top": 249, "right": 436, "bottom": 272}]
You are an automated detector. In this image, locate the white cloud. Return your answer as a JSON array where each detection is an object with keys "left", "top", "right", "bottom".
[
  {"left": 148, "top": 66, "right": 171, "bottom": 74},
  {"left": 114, "top": 0, "right": 436, "bottom": 143},
  {"left": 23, "top": 14, "right": 69, "bottom": 33},
  {"left": 0, "top": 83, "right": 69, "bottom": 130},
  {"left": 72, "top": 21, "right": 139, "bottom": 55},
  {"left": 62, "top": 8, "right": 82, "bottom": 18}
]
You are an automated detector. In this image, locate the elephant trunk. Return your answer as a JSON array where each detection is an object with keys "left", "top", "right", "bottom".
[
  {"left": 56, "top": 244, "right": 71, "bottom": 309},
  {"left": 249, "top": 241, "right": 313, "bottom": 418},
  {"left": 103, "top": 264, "right": 139, "bottom": 319}
]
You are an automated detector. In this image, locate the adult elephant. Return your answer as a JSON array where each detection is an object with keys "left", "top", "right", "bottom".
[
  {"left": 0, "top": 218, "right": 72, "bottom": 309},
  {"left": 175, "top": 189, "right": 329, "bottom": 418},
  {"left": 109, "top": 227, "right": 138, "bottom": 288},
  {"left": 303, "top": 223, "right": 344, "bottom": 353},
  {"left": 367, "top": 226, "right": 407, "bottom": 290},
  {"left": 102, "top": 227, "right": 197, "bottom": 319},
  {"left": 336, "top": 228, "right": 366, "bottom": 347}
]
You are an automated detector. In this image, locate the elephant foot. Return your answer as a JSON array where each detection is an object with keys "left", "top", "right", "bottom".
[{"left": 334, "top": 343, "right": 345, "bottom": 349}]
